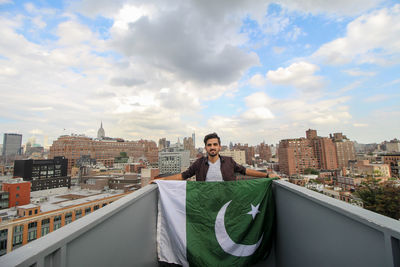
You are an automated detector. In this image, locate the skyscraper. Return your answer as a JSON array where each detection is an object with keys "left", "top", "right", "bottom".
[
  {"left": 2, "top": 133, "right": 22, "bottom": 158},
  {"left": 97, "top": 122, "right": 105, "bottom": 139},
  {"left": 192, "top": 132, "right": 196, "bottom": 148}
]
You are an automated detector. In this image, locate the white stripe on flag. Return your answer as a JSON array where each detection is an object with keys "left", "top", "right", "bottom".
[{"left": 156, "top": 180, "right": 188, "bottom": 266}]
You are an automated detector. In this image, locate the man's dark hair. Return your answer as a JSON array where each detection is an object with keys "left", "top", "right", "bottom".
[{"left": 204, "top": 133, "right": 221, "bottom": 145}]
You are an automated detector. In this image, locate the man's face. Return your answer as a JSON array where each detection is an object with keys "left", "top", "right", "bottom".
[{"left": 205, "top": 138, "right": 221, "bottom": 157}]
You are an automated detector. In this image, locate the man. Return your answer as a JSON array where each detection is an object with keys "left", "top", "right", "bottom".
[{"left": 154, "top": 132, "right": 277, "bottom": 182}]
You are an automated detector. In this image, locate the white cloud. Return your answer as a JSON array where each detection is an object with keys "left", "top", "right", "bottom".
[
  {"left": 286, "top": 26, "right": 304, "bottom": 41},
  {"left": 344, "top": 68, "right": 377, "bottom": 77},
  {"left": 313, "top": 4, "right": 400, "bottom": 65},
  {"left": 29, "top": 129, "right": 44, "bottom": 135},
  {"left": 267, "top": 61, "right": 324, "bottom": 92},
  {"left": 337, "top": 81, "right": 363, "bottom": 94},
  {"left": 242, "top": 92, "right": 275, "bottom": 121},
  {"left": 249, "top": 74, "right": 267, "bottom": 87}
]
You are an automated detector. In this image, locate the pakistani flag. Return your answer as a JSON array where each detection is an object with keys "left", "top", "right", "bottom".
[{"left": 155, "top": 178, "right": 275, "bottom": 267}]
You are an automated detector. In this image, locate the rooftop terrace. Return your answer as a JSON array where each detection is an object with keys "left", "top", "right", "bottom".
[{"left": 0, "top": 180, "right": 399, "bottom": 267}]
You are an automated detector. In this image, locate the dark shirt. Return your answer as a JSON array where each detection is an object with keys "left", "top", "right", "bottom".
[{"left": 181, "top": 156, "right": 246, "bottom": 181}]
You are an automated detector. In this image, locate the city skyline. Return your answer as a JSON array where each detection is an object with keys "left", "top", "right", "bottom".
[{"left": 1, "top": 1, "right": 399, "bottom": 146}]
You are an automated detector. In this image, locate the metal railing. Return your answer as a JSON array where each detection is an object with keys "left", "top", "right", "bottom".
[{"left": 0, "top": 180, "right": 399, "bottom": 267}]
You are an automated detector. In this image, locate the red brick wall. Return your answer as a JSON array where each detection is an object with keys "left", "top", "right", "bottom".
[{"left": 2, "top": 181, "right": 31, "bottom": 207}]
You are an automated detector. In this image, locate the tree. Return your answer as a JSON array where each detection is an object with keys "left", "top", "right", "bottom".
[
  {"left": 355, "top": 178, "right": 400, "bottom": 220},
  {"left": 303, "top": 168, "right": 319, "bottom": 175}
]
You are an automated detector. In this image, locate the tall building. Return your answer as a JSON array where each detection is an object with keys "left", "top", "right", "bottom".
[
  {"left": 97, "top": 122, "right": 105, "bottom": 139},
  {"left": 232, "top": 143, "right": 255, "bottom": 165},
  {"left": 2, "top": 133, "right": 22, "bottom": 158},
  {"left": 49, "top": 135, "right": 158, "bottom": 174},
  {"left": 13, "top": 157, "right": 70, "bottom": 191},
  {"left": 257, "top": 142, "right": 272, "bottom": 162},
  {"left": 278, "top": 129, "right": 352, "bottom": 176},
  {"left": 219, "top": 150, "right": 246, "bottom": 165},
  {"left": 306, "top": 129, "right": 317, "bottom": 140},
  {"left": 278, "top": 138, "right": 318, "bottom": 176},
  {"left": 385, "top": 139, "right": 400, "bottom": 152},
  {"left": 330, "top": 133, "right": 356, "bottom": 169},
  {"left": 158, "top": 150, "right": 190, "bottom": 175},
  {"left": 192, "top": 133, "right": 196, "bottom": 148},
  {"left": 312, "top": 137, "right": 338, "bottom": 170},
  {"left": 183, "top": 137, "right": 196, "bottom": 158},
  {"left": 158, "top": 138, "right": 169, "bottom": 151}
]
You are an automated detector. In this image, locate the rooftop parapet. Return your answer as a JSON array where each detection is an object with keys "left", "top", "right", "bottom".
[{"left": 0, "top": 181, "right": 399, "bottom": 267}]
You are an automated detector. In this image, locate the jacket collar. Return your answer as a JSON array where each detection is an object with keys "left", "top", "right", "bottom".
[{"left": 204, "top": 155, "right": 225, "bottom": 165}]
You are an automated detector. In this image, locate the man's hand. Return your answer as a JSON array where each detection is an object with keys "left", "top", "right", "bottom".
[
  {"left": 149, "top": 173, "right": 184, "bottom": 184},
  {"left": 149, "top": 177, "right": 165, "bottom": 184},
  {"left": 268, "top": 172, "right": 280, "bottom": 178}
]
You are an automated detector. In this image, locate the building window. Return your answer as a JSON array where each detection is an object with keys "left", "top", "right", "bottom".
[
  {"left": 41, "top": 218, "right": 50, "bottom": 236},
  {"left": 12, "top": 225, "right": 24, "bottom": 249},
  {"left": 35, "top": 209, "right": 38, "bottom": 214},
  {"left": 85, "top": 207, "right": 91, "bottom": 215},
  {"left": 75, "top": 209, "right": 82, "bottom": 219},
  {"left": 0, "top": 229, "right": 8, "bottom": 256},
  {"left": 16, "top": 186, "right": 20, "bottom": 190},
  {"left": 93, "top": 205, "right": 99, "bottom": 211},
  {"left": 28, "top": 222, "right": 37, "bottom": 242},
  {"left": 65, "top": 212, "right": 73, "bottom": 225},
  {"left": 29, "top": 210, "right": 32, "bottom": 216},
  {"left": 53, "top": 215, "right": 62, "bottom": 230},
  {"left": 16, "top": 194, "right": 19, "bottom": 198}
]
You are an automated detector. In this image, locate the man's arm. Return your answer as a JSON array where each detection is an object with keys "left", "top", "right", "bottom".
[
  {"left": 155, "top": 173, "right": 183, "bottom": 181},
  {"left": 150, "top": 173, "right": 183, "bottom": 183},
  {"left": 245, "top": 168, "right": 280, "bottom": 178}
]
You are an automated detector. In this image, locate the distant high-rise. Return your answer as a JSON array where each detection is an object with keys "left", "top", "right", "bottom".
[
  {"left": 330, "top": 133, "right": 356, "bottom": 169},
  {"left": 192, "top": 132, "right": 196, "bottom": 148},
  {"left": 2, "top": 133, "right": 22, "bottom": 158},
  {"left": 97, "top": 122, "right": 105, "bottom": 139},
  {"left": 183, "top": 137, "right": 196, "bottom": 158},
  {"left": 306, "top": 129, "right": 317, "bottom": 140},
  {"left": 278, "top": 129, "right": 343, "bottom": 175}
]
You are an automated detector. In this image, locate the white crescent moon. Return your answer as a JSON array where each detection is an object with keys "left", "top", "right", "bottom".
[{"left": 215, "top": 200, "right": 263, "bottom": 257}]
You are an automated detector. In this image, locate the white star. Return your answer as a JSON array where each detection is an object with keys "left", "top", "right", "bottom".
[{"left": 247, "top": 203, "right": 260, "bottom": 220}]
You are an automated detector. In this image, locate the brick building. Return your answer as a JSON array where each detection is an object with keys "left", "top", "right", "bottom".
[
  {"left": 183, "top": 137, "right": 196, "bottom": 158},
  {"left": 0, "top": 192, "right": 127, "bottom": 255},
  {"left": 49, "top": 135, "right": 158, "bottom": 174},
  {"left": 232, "top": 143, "right": 255, "bottom": 165},
  {"left": 278, "top": 130, "right": 357, "bottom": 176},
  {"left": 219, "top": 150, "right": 246, "bottom": 165},
  {"left": 257, "top": 142, "right": 272, "bottom": 162},
  {"left": 380, "top": 154, "right": 400, "bottom": 177},
  {"left": 278, "top": 138, "right": 318, "bottom": 176},
  {"left": 1, "top": 179, "right": 30, "bottom": 207},
  {"left": 312, "top": 137, "right": 338, "bottom": 170},
  {"left": 330, "top": 133, "right": 356, "bottom": 168}
]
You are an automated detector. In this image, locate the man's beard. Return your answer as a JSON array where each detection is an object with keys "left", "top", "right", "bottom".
[{"left": 208, "top": 150, "right": 217, "bottom": 157}]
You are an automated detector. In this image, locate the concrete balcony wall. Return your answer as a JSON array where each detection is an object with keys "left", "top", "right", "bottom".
[
  {"left": 0, "top": 185, "right": 159, "bottom": 267},
  {"left": 0, "top": 180, "right": 399, "bottom": 267},
  {"left": 274, "top": 180, "right": 400, "bottom": 267}
]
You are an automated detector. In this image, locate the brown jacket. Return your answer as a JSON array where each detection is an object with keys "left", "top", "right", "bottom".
[{"left": 181, "top": 156, "right": 246, "bottom": 181}]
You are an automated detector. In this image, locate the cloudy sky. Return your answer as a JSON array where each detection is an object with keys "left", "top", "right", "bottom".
[{"left": 0, "top": 0, "right": 399, "bottom": 147}]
